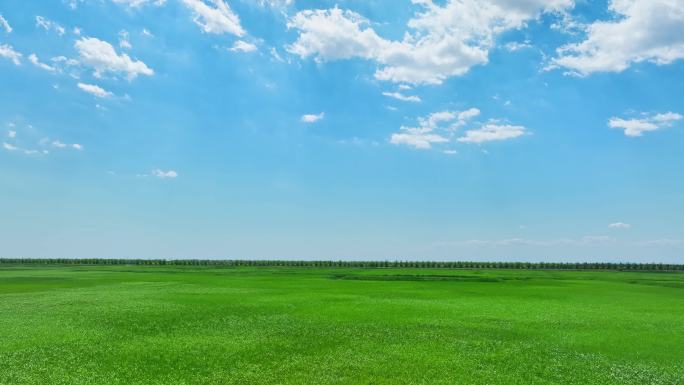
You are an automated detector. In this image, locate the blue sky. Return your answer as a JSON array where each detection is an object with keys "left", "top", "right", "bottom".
[{"left": 1, "top": 0, "right": 683, "bottom": 262}]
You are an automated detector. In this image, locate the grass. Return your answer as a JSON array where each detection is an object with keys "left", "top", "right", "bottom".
[{"left": 0, "top": 266, "right": 682, "bottom": 385}]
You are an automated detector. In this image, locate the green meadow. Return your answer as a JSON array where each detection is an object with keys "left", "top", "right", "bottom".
[{"left": 0, "top": 266, "right": 682, "bottom": 385}]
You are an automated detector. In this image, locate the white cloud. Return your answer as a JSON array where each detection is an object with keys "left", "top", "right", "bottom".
[
  {"left": 390, "top": 130, "right": 448, "bottom": 149},
  {"left": 0, "top": 44, "right": 22, "bottom": 65},
  {"left": 390, "top": 108, "right": 480, "bottom": 149},
  {"left": 28, "top": 54, "right": 57, "bottom": 72},
  {"left": 152, "top": 169, "right": 178, "bottom": 178},
  {"left": 257, "top": 0, "right": 292, "bottom": 8},
  {"left": 382, "top": 91, "right": 421, "bottom": 103},
  {"left": 504, "top": 40, "right": 533, "bottom": 52},
  {"left": 67, "top": 0, "right": 84, "bottom": 9},
  {"left": 36, "top": 16, "right": 66, "bottom": 36},
  {"left": 2, "top": 142, "right": 18, "bottom": 151},
  {"left": 2, "top": 141, "right": 45, "bottom": 155},
  {"left": 8, "top": 130, "right": 16, "bottom": 138},
  {"left": 457, "top": 123, "right": 526, "bottom": 143},
  {"left": 609, "top": 222, "right": 631, "bottom": 229},
  {"left": 550, "top": 10, "right": 586, "bottom": 35},
  {"left": 549, "top": 0, "right": 684, "bottom": 76},
  {"left": 119, "top": 30, "right": 132, "bottom": 49},
  {"left": 51, "top": 55, "right": 79, "bottom": 67},
  {"left": 75, "top": 37, "right": 154, "bottom": 80},
  {"left": 229, "top": 40, "right": 257, "bottom": 52},
  {"left": 181, "top": 0, "right": 245, "bottom": 36},
  {"left": 49, "top": 139, "right": 83, "bottom": 151},
  {"left": 457, "top": 108, "right": 481, "bottom": 122},
  {"left": 142, "top": 28, "right": 154, "bottom": 37},
  {"left": 287, "top": 1, "right": 573, "bottom": 85},
  {"left": 301, "top": 112, "right": 324, "bottom": 123},
  {"left": 78, "top": 82, "right": 114, "bottom": 98},
  {"left": 112, "top": 0, "right": 167, "bottom": 8},
  {"left": 608, "top": 111, "right": 682, "bottom": 137},
  {"left": 0, "top": 15, "right": 12, "bottom": 33},
  {"left": 270, "top": 47, "right": 285, "bottom": 62}
]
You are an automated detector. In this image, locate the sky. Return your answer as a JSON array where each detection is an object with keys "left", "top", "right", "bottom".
[{"left": 1, "top": 0, "right": 683, "bottom": 262}]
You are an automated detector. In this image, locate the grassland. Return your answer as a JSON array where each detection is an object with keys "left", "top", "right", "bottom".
[{"left": 0, "top": 265, "right": 682, "bottom": 385}]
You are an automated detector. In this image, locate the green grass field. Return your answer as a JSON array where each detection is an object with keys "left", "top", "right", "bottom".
[{"left": 1, "top": 266, "right": 682, "bottom": 385}]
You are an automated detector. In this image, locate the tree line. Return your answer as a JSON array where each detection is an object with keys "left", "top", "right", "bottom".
[{"left": 0, "top": 258, "right": 682, "bottom": 271}]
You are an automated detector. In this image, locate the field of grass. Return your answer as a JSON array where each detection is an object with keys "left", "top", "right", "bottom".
[{"left": 0, "top": 265, "right": 682, "bottom": 385}]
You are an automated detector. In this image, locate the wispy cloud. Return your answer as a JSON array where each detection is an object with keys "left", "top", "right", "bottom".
[
  {"left": 229, "top": 40, "right": 257, "bottom": 53},
  {"left": 36, "top": 16, "right": 65, "bottom": 36},
  {"left": 301, "top": 112, "right": 324, "bottom": 123},
  {"left": 609, "top": 222, "right": 631, "bottom": 229},
  {"left": 78, "top": 82, "right": 114, "bottom": 98},
  {"left": 28, "top": 54, "right": 57, "bottom": 72},
  {"left": 152, "top": 169, "right": 178, "bottom": 179},
  {"left": 0, "top": 14, "right": 12, "bottom": 33},
  {"left": 0, "top": 44, "right": 22, "bottom": 65},
  {"left": 608, "top": 112, "right": 682, "bottom": 137},
  {"left": 457, "top": 123, "right": 527, "bottom": 144},
  {"left": 112, "top": 0, "right": 167, "bottom": 9},
  {"left": 382, "top": 91, "right": 421, "bottom": 103}
]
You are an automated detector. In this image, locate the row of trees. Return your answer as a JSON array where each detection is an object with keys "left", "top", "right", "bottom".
[{"left": 0, "top": 258, "right": 682, "bottom": 271}]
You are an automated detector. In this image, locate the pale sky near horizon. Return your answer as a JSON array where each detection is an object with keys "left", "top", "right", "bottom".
[{"left": 1, "top": 0, "right": 683, "bottom": 262}]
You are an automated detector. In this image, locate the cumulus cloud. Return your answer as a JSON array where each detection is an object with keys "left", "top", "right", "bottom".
[
  {"left": 390, "top": 108, "right": 481, "bottom": 149},
  {"left": 8, "top": 130, "right": 16, "bottom": 138},
  {"left": 152, "top": 169, "right": 178, "bottom": 178},
  {"left": 0, "top": 14, "right": 12, "bottom": 33},
  {"left": 0, "top": 44, "right": 22, "bottom": 65},
  {"left": 301, "top": 112, "right": 325, "bottom": 123},
  {"left": 390, "top": 130, "right": 448, "bottom": 150},
  {"left": 28, "top": 54, "right": 57, "bottom": 72},
  {"left": 36, "top": 16, "right": 66, "bottom": 36},
  {"left": 549, "top": 0, "right": 684, "bottom": 76},
  {"left": 608, "top": 111, "right": 682, "bottom": 137},
  {"left": 457, "top": 123, "right": 527, "bottom": 143},
  {"left": 382, "top": 91, "right": 421, "bottom": 103},
  {"left": 75, "top": 37, "right": 154, "bottom": 80},
  {"left": 181, "top": 0, "right": 245, "bottom": 36},
  {"left": 287, "top": 1, "right": 573, "bottom": 85},
  {"left": 609, "top": 222, "right": 631, "bottom": 229},
  {"left": 229, "top": 40, "right": 257, "bottom": 52},
  {"left": 78, "top": 82, "right": 114, "bottom": 98}
]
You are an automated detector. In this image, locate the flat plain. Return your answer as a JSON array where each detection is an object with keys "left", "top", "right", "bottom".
[{"left": 0, "top": 265, "right": 682, "bottom": 385}]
